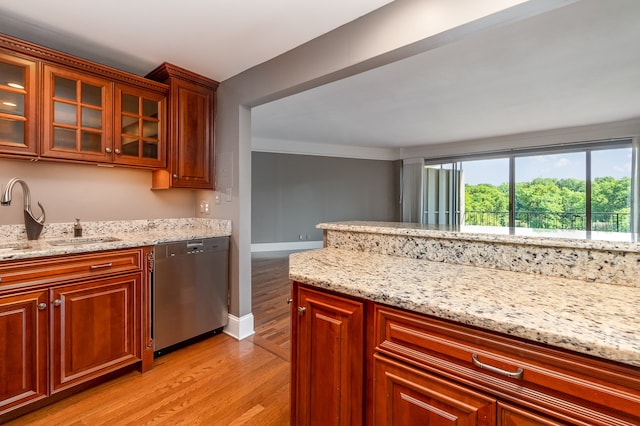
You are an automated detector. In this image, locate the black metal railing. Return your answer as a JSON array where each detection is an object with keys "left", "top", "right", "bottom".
[{"left": 463, "top": 211, "right": 630, "bottom": 232}]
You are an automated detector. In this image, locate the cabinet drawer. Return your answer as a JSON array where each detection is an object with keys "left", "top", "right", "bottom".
[
  {"left": 0, "top": 248, "right": 144, "bottom": 289},
  {"left": 374, "top": 305, "right": 640, "bottom": 425}
]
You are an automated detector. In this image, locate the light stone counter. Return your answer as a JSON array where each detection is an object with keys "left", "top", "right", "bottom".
[
  {"left": 291, "top": 221, "right": 640, "bottom": 367},
  {"left": 290, "top": 247, "right": 640, "bottom": 367},
  {"left": 0, "top": 218, "right": 231, "bottom": 261}
]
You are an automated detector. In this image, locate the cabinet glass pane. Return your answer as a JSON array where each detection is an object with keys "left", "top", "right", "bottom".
[
  {"left": 81, "top": 83, "right": 102, "bottom": 106},
  {"left": 54, "top": 76, "right": 76, "bottom": 100},
  {"left": 81, "top": 131, "right": 102, "bottom": 152},
  {"left": 81, "top": 107, "right": 102, "bottom": 129},
  {"left": 121, "top": 115, "right": 138, "bottom": 135},
  {"left": 143, "top": 99, "right": 158, "bottom": 118},
  {"left": 54, "top": 102, "right": 77, "bottom": 125},
  {"left": 143, "top": 141, "right": 158, "bottom": 159},
  {"left": 122, "top": 137, "right": 138, "bottom": 156},
  {"left": 0, "top": 91, "right": 24, "bottom": 115},
  {"left": 0, "top": 118, "right": 24, "bottom": 144},
  {"left": 53, "top": 127, "right": 76, "bottom": 149},
  {"left": 0, "top": 62, "right": 25, "bottom": 89},
  {"left": 122, "top": 94, "right": 138, "bottom": 114},
  {"left": 142, "top": 120, "right": 158, "bottom": 138}
]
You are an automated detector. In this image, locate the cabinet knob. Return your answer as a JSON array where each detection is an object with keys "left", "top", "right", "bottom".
[
  {"left": 115, "top": 149, "right": 121, "bottom": 155},
  {"left": 172, "top": 174, "right": 178, "bottom": 179},
  {"left": 37, "top": 302, "right": 47, "bottom": 310},
  {"left": 53, "top": 299, "right": 62, "bottom": 307},
  {"left": 287, "top": 298, "right": 293, "bottom": 304},
  {"left": 297, "top": 306, "right": 306, "bottom": 315},
  {"left": 106, "top": 147, "right": 112, "bottom": 153}
]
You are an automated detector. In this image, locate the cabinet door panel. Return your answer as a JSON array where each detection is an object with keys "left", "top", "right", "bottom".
[
  {"left": 42, "top": 64, "right": 112, "bottom": 162},
  {"left": 0, "top": 290, "right": 48, "bottom": 413},
  {"left": 296, "top": 286, "right": 364, "bottom": 426},
  {"left": 51, "top": 274, "right": 141, "bottom": 393},
  {"left": 0, "top": 51, "right": 37, "bottom": 156},
  {"left": 114, "top": 83, "right": 166, "bottom": 168},
  {"left": 173, "top": 81, "right": 213, "bottom": 188},
  {"left": 373, "top": 354, "right": 496, "bottom": 426},
  {"left": 498, "top": 402, "right": 564, "bottom": 426}
]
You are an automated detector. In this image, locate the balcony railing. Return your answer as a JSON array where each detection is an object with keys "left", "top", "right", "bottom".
[{"left": 463, "top": 211, "right": 630, "bottom": 232}]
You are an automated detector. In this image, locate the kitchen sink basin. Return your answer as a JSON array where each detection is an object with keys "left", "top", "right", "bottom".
[
  {"left": 47, "top": 236, "right": 121, "bottom": 246},
  {"left": 0, "top": 242, "right": 32, "bottom": 252}
]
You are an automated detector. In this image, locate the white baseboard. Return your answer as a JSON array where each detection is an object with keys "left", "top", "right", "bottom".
[
  {"left": 223, "top": 313, "right": 255, "bottom": 340},
  {"left": 251, "top": 241, "right": 323, "bottom": 252}
]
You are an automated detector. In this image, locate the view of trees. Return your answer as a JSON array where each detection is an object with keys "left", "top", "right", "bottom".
[{"left": 464, "top": 177, "right": 631, "bottom": 231}]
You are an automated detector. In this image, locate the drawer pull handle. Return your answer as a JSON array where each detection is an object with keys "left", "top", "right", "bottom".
[
  {"left": 472, "top": 354, "right": 523, "bottom": 379},
  {"left": 90, "top": 262, "right": 113, "bottom": 270}
]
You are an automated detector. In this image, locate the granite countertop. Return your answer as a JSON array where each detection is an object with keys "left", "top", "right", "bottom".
[
  {"left": 0, "top": 218, "right": 232, "bottom": 261},
  {"left": 318, "top": 221, "right": 640, "bottom": 252},
  {"left": 289, "top": 247, "right": 640, "bottom": 367}
]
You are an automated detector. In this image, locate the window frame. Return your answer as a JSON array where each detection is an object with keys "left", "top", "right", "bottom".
[{"left": 421, "top": 137, "right": 634, "bottom": 232}]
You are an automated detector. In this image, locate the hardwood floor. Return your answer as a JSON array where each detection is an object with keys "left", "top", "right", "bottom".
[{"left": 5, "top": 251, "right": 296, "bottom": 426}]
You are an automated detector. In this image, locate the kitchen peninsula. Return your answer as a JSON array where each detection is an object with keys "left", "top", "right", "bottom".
[{"left": 289, "top": 221, "right": 640, "bottom": 425}]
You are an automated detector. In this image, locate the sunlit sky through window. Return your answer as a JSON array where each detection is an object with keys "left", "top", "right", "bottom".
[{"left": 461, "top": 149, "right": 631, "bottom": 186}]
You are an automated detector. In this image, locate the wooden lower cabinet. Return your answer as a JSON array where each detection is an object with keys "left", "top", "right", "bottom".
[
  {"left": 291, "top": 282, "right": 640, "bottom": 426},
  {"left": 51, "top": 274, "right": 141, "bottom": 393},
  {"left": 373, "top": 354, "right": 496, "bottom": 425},
  {"left": 0, "top": 248, "right": 151, "bottom": 421},
  {"left": 497, "top": 402, "right": 564, "bottom": 426},
  {"left": 0, "top": 290, "right": 48, "bottom": 413},
  {"left": 292, "top": 284, "right": 364, "bottom": 426}
]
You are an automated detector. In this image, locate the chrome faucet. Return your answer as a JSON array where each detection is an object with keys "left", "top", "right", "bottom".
[{"left": 1, "top": 178, "right": 46, "bottom": 240}]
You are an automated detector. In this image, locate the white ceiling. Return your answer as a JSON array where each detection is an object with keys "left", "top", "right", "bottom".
[
  {"left": 252, "top": 0, "right": 640, "bottom": 155},
  {"left": 0, "top": 0, "right": 393, "bottom": 81},
  {"left": 1, "top": 0, "right": 639, "bottom": 158}
]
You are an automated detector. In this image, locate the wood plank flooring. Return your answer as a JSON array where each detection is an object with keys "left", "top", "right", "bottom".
[{"left": 5, "top": 251, "right": 295, "bottom": 426}]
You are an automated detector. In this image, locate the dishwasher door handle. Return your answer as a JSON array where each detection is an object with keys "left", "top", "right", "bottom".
[{"left": 187, "top": 241, "right": 204, "bottom": 248}]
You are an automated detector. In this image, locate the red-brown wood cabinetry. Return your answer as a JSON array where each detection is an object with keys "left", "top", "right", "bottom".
[
  {"left": 147, "top": 62, "right": 218, "bottom": 189},
  {"left": 0, "top": 34, "right": 168, "bottom": 170},
  {"left": 0, "top": 50, "right": 37, "bottom": 156},
  {"left": 0, "top": 247, "right": 152, "bottom": 422},
  {"left": 291, "top": 282, "right": 640, "bottom": 425},
  {"left": 0, "top": 290, "right": 48, "bottom": 413},
  {"left": 291, "top": 283, "right": 365, "bottom": 426}
]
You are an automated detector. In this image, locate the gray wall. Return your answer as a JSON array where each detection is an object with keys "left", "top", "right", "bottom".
[{"left": 252, "top": 152, "right": 400, "bottom": 243}]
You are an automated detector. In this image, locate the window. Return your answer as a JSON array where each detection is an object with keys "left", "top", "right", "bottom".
[{"left": 415, "top": 138, "right": 634, "bottom": 233}]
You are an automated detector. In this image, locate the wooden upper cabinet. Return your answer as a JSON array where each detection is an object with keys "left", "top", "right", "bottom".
[
  {"left": 147, "top": 63, "right": 218, "bottom": 189},
  {"left": 114, "top": 84, "right": 166, "bottom": 168},
  {"left": 0, "top": 51, "right": 37, "bottom": 156},
  {"left": 42, "top": 64, "right": 113, "bottom": 162},
  {"left": 0, "top": 34, "right": 169, "bottom": 170}
]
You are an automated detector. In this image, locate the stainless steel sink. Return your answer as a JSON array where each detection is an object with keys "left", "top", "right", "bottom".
[
  {"left": 0, "top": 242, "right": 32, "bottom": 252},
  {"left": 47, "top": 236, "right": 121, "bottom": 246}
]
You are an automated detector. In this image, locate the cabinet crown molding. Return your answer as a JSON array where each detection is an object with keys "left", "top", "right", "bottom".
[
  {"left": 147, "top": 62, "right": 219, "bottom": 89},
  {"left": 0, "top": 33, "right": 168, "bottom": 93}
]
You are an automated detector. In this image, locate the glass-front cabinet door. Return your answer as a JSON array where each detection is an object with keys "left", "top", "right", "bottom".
[
  {"left": 0, "top": 52, "right": 37, "bottom": 156},
  {"left": 42, "top": 64, "right": 112, "bottom": 161},
  {"left": 114, "top": 84, "right": 165, "bottom": 168}
]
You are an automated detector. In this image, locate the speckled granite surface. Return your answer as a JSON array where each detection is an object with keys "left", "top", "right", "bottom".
[
  {"left": 320, "top": 221, "right": 640, "bottom": 287},
  {"left": 290, "top": 247, "right": 640, "bottom": 367},
  {"left": 0, "top": 218, "right": 231, "bottom": 261}
]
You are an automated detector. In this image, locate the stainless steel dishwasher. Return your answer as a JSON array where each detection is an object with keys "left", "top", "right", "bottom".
[{"left": 153, "top": 237, "right": 229, "bottom": 356}]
